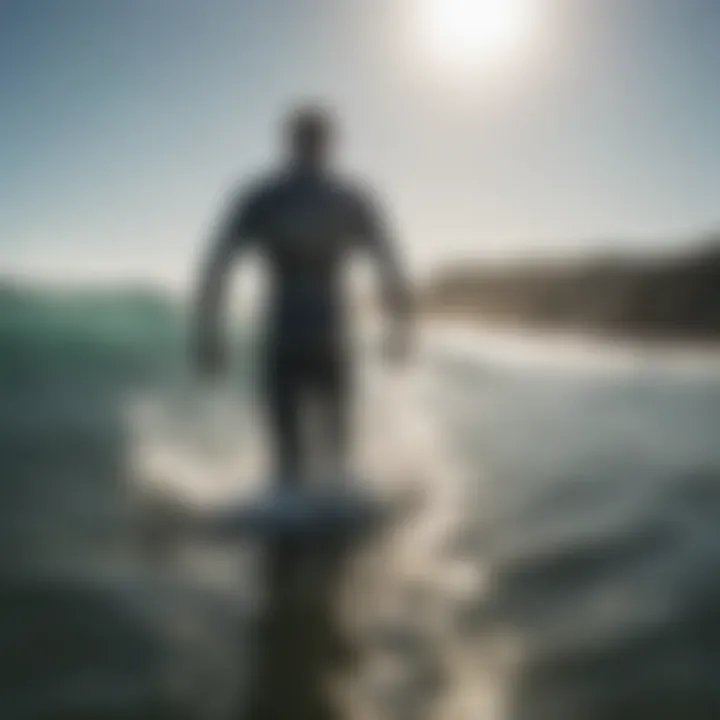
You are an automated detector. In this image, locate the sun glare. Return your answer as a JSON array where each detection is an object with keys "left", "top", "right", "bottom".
[{"left": 419, "top": 0, "right": 536, "bottom": 72}]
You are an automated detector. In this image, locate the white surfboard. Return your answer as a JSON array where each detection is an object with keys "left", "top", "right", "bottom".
[{"left": 181, "top": 482, "right": 423, "bottom": 542}]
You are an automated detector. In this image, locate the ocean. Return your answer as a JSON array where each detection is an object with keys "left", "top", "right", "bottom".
[{"left": 1, "top": 288, "right": 719, "bottom": 719}]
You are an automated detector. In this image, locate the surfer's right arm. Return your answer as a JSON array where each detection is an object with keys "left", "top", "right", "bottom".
[{"left": 193, "top": 185, "right": 265, "bottom": 377}]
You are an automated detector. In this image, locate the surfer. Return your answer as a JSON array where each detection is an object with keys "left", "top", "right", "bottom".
[{"left": 193, "top": 105, "right": 411, "bottom": 486}]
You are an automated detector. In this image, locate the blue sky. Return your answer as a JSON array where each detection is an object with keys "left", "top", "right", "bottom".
[{"left": 2, "top": 0, "right": 720, "bottom": 286}]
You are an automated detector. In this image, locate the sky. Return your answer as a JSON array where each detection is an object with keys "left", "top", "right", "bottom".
[{"left": 2, "top": 0, "right": 720, "bottom": 287}]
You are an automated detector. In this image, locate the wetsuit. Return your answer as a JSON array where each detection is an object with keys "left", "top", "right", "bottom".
[{"left": 197, "top": 166, "right": 408, "bottom": 484}]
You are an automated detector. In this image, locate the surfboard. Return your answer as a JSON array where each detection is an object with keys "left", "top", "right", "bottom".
[
  {"left": 133, "top": 480, "right": 422, "bottom": 549},
  {"left": 189, "top": 483, "right": 423, "bottom": 542}
]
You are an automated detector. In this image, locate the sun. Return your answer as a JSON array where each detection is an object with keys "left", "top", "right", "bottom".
[{"left": 419, "top": 0, "right": 536, "bottom": 72}]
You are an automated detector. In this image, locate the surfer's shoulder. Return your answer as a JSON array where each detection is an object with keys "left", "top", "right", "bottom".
[
  {"left": 327, "top": 173, "right": 381, "bottom": 214},
  {"left": 235, "top": 171, "right": 287, "bottom": 206}
]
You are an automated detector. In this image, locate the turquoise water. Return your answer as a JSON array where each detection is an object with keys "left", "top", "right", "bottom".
[{"left": 1, "top": 289, "right": 719, "bottom": 719}]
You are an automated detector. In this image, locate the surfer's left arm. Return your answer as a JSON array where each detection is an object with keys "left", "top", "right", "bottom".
[
  {"left": 352, "top": 188, "right": 413, "bottom": 362},
  {"left": 193, "top": 187, "right": 263, "bottom": 376}
]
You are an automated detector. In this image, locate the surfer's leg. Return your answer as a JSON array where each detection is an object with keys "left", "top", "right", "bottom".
[
  {"left": 315, "top": 350, "right": 351, "bottom": 479},
  {"left": 265, "top": 347, "right": 303, "bottom": 487}
]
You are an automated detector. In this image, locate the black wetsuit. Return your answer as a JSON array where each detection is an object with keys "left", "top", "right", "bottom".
[{"left": 205, "top": 166, "right": 405, "bottom": 483}]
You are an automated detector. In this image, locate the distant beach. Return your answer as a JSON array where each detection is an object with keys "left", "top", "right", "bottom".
[{"left": 420, "top": 240, "right": 720, "bottom": 344}]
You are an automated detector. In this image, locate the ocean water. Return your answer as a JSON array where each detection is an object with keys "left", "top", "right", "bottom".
[{"left": 1, "top": 289, "right": 719, "bottom": 720}]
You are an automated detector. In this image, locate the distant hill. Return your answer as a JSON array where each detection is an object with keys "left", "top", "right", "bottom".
[{"left": 420, "top": 240, "right": 720, "bottom": 342}]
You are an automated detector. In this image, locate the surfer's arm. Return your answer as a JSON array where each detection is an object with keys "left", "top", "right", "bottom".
[
  {"left": 193, "top": 189, "right": 263, "bottom": 374},
  {"left": 194, "top": 231, "right": 236, "bottom": 374},
  {"left": 353, "top": 190, "right": 412, "bottom": 356}
]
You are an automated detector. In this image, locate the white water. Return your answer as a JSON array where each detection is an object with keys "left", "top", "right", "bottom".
[{"left": 3, "top": 320, "right": 719, "bottom": 718}]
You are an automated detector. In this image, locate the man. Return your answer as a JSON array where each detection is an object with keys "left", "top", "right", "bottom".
[{"left": 193, "top": 106, "right": 411, "bottom": 486}]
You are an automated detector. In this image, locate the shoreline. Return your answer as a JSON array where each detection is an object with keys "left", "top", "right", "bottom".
[
  {"left": 420, "top": 316, "right": 720, "bottom": 372},
  {"left": 419, "top": 240, "right": 720, "bottom": 350},
  {"left": 421, "top": 309, "right": 720, "bottom": 351}
]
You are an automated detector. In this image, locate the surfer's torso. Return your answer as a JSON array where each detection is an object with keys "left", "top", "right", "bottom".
[{"left": 231, "top": 167, "right": 382, "bottom": 349}]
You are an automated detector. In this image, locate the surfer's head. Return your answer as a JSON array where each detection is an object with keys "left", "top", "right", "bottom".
[{"left": 285, "top": 104, "right": 335, "bottom": 170}]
